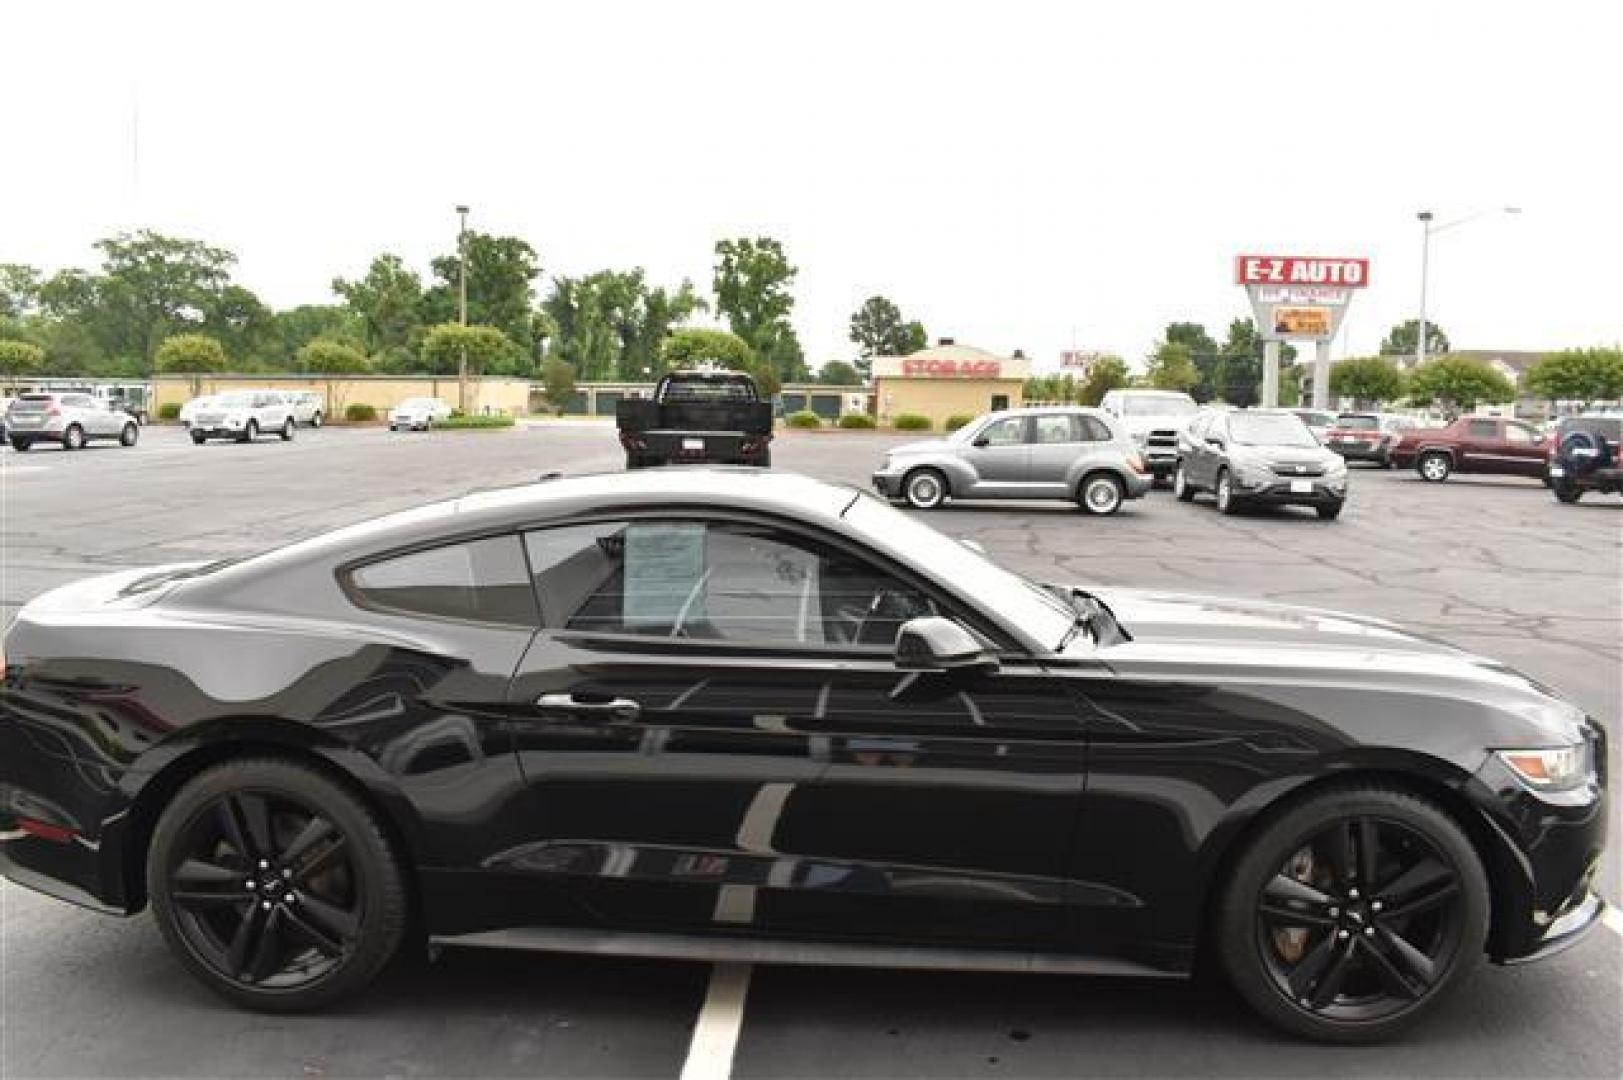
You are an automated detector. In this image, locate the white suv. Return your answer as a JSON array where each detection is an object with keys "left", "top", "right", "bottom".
[
  {"left": 189, "top": 391, "right": 297, "bottom": 444},
  {"left": 6, "top": 393, "right": 141, "bottom": 451},
  {"left": 285, "top": 391, "right": 326, "bottom": 427},
  {"left": 389, "top": 397, "right": 453, "bottom": 431}
]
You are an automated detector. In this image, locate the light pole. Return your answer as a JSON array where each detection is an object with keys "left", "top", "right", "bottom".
[
  {"left": 1415, "top": 206, "right": 1520, "bottom": 369},
  {"left": 455, "top": 204, "right": 470, "bottom": 413}
]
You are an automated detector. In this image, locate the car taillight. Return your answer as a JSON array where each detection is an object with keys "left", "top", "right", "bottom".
[
  {"left": 46, "top": 406, "right": 61, "bottom": 417},
  {"left": 619, "top": 432, "right": 647, "bottom": 451},
  {"left": 1127, "top": 453, "right": 1147, "bottom": 474}
]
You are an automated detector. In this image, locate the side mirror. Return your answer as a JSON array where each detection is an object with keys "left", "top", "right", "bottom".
[
  {"left": 1205, "top": 436, "right": 1225, "bottom": 448},
  {"left": 971, "top": 436, "right": 990, "bottom": 448},
  {"left": 894, "top": 617, "right": 998, "bottom": 673}
]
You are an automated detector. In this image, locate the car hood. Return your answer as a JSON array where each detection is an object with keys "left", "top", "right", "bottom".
[
  {"left": 1229, "top": 444, "right": 1343, "bottom": 470},
  {"left": 1120, "top": 416, "right": 1192, "bottom": 436},
  {"left": 888, "top": 437, "right": 956, "bottom": 457},
  {"left": 1089, "top": 588, "right": 1455, "bottom": 654}
]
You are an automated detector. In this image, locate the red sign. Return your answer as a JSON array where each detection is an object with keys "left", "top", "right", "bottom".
[
  {"left": 1235, "top": 255, "right": 1371, "bottom": 288},
  {"left": 902, "top": 357, "right": 1003, "bottom": 378}
]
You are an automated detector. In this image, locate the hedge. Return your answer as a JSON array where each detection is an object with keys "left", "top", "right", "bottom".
[
  {"left": 158, "top": 402, "right": 182, "bottom": 421},
  {"left": 345, "top": 403, "right": 379, "bottom": 422},
  {"left": 893, "top": 413, "right": 932, "bottom": 431},
  {"left": 785, "top": 410, "right": 823, "bottom": 428},
  {"left": 944, "top": 414, "right": 975, "bottom": 431},
  {"left": 437, "top": 414, "right": 515, "bottom": 429},
  {"left": 837, "top": 413, "right": 877, "bottom": 429}
]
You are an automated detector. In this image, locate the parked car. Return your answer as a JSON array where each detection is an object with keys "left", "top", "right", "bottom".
[
  {"left": 0, "top": 469, "right": 1606, "bottom": 1041},
  {"left": 872, "top": 406, "right": 1150, "bottom": 514},
  {"left": 1389, "top": 416, "right": 1547, "bottom": 482},
  {"left": 189, "top": 391, "right": 297, "bottom": 444},
  {"left": 1098, "top": 388, "right": 1199, "bottom": 485},
  {"left": 616, "top": 370, "right": 773, "bottom": 468},
  {"left": 5, "top": 392, "right": 140, "bottom": 451},
  {"left": 1323, "top": 413, "right": 1417, "bottom": 467},
  {"left": 389, "top": 397, "right": 453, "bottom": 431},
  {"left": 1547, "top": 415, "right": 1622, "bottom": 503},
  {"left": 1175, "top": 408, "right": 1348, "bottom": 518},
  {"left": 0, "top": 395, "right": 12, "bottom": 441},
  {"left": 286, "top": 391, "right": 327, "bottom": 427},
  {"left": 1289, "top": 408, "right": 1337, "bottom": 444}
]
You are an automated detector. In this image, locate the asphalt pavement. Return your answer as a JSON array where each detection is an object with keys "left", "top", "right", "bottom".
[{"left": 1, "top": 421, "right": 1618, "bottom": 1078}]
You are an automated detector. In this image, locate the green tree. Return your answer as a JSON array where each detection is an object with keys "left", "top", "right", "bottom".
[
  {"left": 296, "top": 337, "right": 372, "bottom": 415},
  {"left": 660, "top": 328, "right": 754, "bottom": 371},
  {"left": 273, "top": 305, "right": 365, "bottom": 365},
  {"left": 816, "top": 360, "right": 863, "bottom": 386},
  {"left": 154, "top": 332, "right": 229, "bottom": 397},
  {"left": 0, "top": 264, "right": 41, "bottom": 319},
  {"left": 540, "top": 355, "right": 578, "bottom": 415},
  {"left": 1525, "top": 347, "right": 1623, "bottom": 405},
  {"left": 1407, "top": 355, "right": 1516, "bottom": 415},
  {"left": 1380, "top": 319, "right": 1451, "bottom": 358},
  {"left": 1145, "top": 340, "right": 1199, "bottom": 391},
  {"left": 420, "top": 323, "right": 520, "bottom": 380},
  {"left": 94, "top": 231, "right": 238, "bottom": 362},
  {"left": 1078, "top": 355, "right": 1129, "bottom": 405},
  {"left": 422, "top": 233, "right": 542, "bottom": 354},
  {"left": 713, "top": 237, "right": 805, "bottom": 382},
  {"left": 1163, "top": 322, "right": 1221, "bottom": 401},
  {"left": 1329, "top": 356, "right": 1408, "bottom": 408},
  {"left": 848, "top": 296, "right": 927, "bottom": 373},
  {"left": 204, "top": 284, "right": 276, "bottom": 367},
  {"left": 333, "top": 254, "right": 425, "bottom": 360},
  {"left": 0, "top": 338, "right": 46, "bottom": 381}
]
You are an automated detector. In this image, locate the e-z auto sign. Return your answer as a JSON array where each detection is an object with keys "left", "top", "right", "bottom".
[{"left": 1234, "top": 256, "right": 1371, "bottom": 288}]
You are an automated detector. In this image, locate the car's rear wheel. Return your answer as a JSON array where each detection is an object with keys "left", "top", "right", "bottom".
[
  {"left": 902, "top": 468, "right": 947, "bottom": 510},
  {"left": 311, "top": 412, "right": 323, "bottom": 429},
  {"left": 1215, "top": 469, "right": 1239, "bottom": 514},
  {"left": 120, "top": 422, "right": 139, "bottom": 447},
  {"left": 191, "top": 431, "right": 208, "bottom": 446},
  {"left": 147, "top": 758, "right": 407, "bottom": 1012},
  {"left": 1173, "top": 463, "right": 1196, "bottom": 502},
  {"left": 240, "top": 420, "right": 259, "bottom": 444},
  {"left": 1078, "top": 472, "right": 1124, "bottom": 515},
  {"left": 1316, "top": 501, "right": 1344, "bottom": 520},
  {"left": 1216, "top": 785, "right": 1488, "bottom": 1043},
  {"left": 63, "top": 424, "right": 86, "bottom": 451},
  {"left": 10, "top": 438, "right": 31, "bottom": 451},
  {"left": 1418, "top": 452, "right": 1451, "bottom": 482},
  {"left": 281, "top": 418, "right": 295, "bottom": 441}
]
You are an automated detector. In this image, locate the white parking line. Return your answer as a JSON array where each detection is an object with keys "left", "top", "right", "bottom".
[
  {"left": 0, "top": 464, "right": 50, "bottom": 476},
  {"left": 680, "top": 963, "right": 753, "bottom": 1080},
  {"left": 1603, "top": 904, "right": 1623, "bottom": 936}
]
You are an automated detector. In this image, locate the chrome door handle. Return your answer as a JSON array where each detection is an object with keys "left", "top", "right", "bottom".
[{"left": 535, "top": 693, "right": 641, "bottom": 723}]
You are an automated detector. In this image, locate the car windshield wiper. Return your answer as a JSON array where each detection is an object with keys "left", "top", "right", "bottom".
[{"left": 1049, "top": 586, "right": 1131, "bottom": 649}]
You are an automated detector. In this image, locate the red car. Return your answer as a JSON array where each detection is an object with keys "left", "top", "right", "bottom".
[{"left": 1389, "top": 416, "right": 1548, "bottom": 482}]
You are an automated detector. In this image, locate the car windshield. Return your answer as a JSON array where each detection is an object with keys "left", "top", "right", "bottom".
[
  {"left": 661, "top": 377, "right": 754, "bottom": 403},
  {"left": 1335, "top": 415, "right": 1379, "bottom": 430},
  {"left": 1122, "top": 395, "right": 1197, "bottom": 417},
  {"left": 1230, "top": 414, "right": 1318, "bottom": 447},
  {"left": 842, "top": 492, "right": 1075, "bottom": 650}
]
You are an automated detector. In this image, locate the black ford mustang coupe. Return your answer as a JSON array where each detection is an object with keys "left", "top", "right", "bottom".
[{"left": 0, "top": 470, "right": 1607, "bottom": 1042}]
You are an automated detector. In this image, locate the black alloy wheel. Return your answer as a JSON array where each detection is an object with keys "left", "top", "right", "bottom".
[
  {"left": 148, "top": 759, "right": 406, "bottom": 1011},
  {"left": 1218, "top": 786, "right": 1487, "bottom": 1043}
]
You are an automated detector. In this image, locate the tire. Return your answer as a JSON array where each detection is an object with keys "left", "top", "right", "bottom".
[
  {"left": 625, "top": 453, "right": 644, "bottom": 469},
  {"left": 10, "top": 438, "right": 32, "bottom": 452},
  {"left": 756, "top": 449, "right": 772, "bottom": 469},
  {"left": 902, "top": 468, "right": 948, "bottom": 510},
  {"left": 1215, "top": 468, "right": 1240, "bottom": 515},
  {"left": 120, "top": 422, "right": 139, "bottom": 447},
  {"left": 311, "top": 412, "right": 323, "bottom": 429},
  {"left": 146, "top": 757, "right": 408, "bottom": 1013},
  {"left": 240, "top": 420, "right": 259, "bottom": 444},
  {"left": 1316, "top": 501, "right": 1344, "bottom": 520},
  {"left": 1078, "top": 472, "right": 1125, "bottom": 515},
  {"left": 1173, "top": 463, "right": 1196, "bottom": 502},
  {"left": 63, "top": 424, "right": 86, "bottom": 451},
  {"left": 280, "top": 418, "right": 295, "bottom": 441},
  {"left": 191, "top": 431, "right": 208, "bottom": 446},
  {"left": 1553, "top": 484, "right": 1583, "bottom": 504},
  {"left": 1417, "top": 452, "right": 1451, "bottom": 482},
  {"left": 388, "top": 424, "right": 398, "bottom": 433},
  {"left": 1215, "top": 785, "right": 1489, "bottom": 1044}
]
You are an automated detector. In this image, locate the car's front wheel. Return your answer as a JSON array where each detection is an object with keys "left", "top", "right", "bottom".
[
  {"left": 63, "top": 424, "right": 86, "bottom": 450},
  {"left": 10, "top": 438, "right": 32, "bottom": 452},
  {"left": 120, "top": 422, "right": 139, "bottom": 447},
  {"left": 1215, "top": 469, "right": 1239, "bottom": 514},
  {"left": 1078, "top": 473, "right": 1124, "bottom": 515},
  {"left": 311, "top": 412, "right": 323, "bottom": 429},
  {"left": 1173, "top": 463, "right": 1196, "bottom": 502},
  {"left": 240, "top": 420, "right": 259, "bottom": 444},
  {"left": 1216, "top": 785, "right": 1488, "bottom": 1043},
  {"left": 281, "top": 418, "right": 295, "bottom": 441},
  {"left": 147, "top": 758, "right": 408, "bottom": 1012},
  {"left": 191, "top": 431, "right": 208, "bottom": 446},
  {"left": 1316, "top": 500, "right": 1344, "bottom": 520},
  {"left": 1553, "top": 484, "right": 1583, "bottom": 504},
  {"left": 1417, "top": 452, "right": 1451, "bottom": 482},
  {"left": 902, "top": 468, "right": 948, "bottom": 510}
]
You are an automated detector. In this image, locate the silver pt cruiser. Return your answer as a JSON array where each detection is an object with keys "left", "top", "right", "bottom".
[{"left": 871, "top": 406, "right": 1152, "bottom": 514}]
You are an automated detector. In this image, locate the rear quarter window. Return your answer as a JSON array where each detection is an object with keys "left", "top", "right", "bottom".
[{"left": 349, "top": 535, "right": 537, "bottom": 627}]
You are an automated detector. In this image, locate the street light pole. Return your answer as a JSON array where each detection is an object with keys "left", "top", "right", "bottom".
[
  {"left": 1414, "top": 206, "right": 1519, "bottom": 370},
  {"left": 455, "top": 204, "right": 470, "bottom": 413}
]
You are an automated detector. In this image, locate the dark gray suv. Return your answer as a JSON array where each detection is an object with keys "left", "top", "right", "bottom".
[{"left": 1174, "top": 409, "right": 1349, "bottom": 519}]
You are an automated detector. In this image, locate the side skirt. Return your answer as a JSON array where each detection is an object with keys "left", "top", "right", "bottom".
[{"left": 431, "top": 926, "right": 1186, "bottom": 979}]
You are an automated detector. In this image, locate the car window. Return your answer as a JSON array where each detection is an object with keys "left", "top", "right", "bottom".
[
  {"left": 1078, "top": 416, "right": 1113, "bottom": 442},
  {"left": 65, "top": 394, "right": 94, "bottom": 408},
  {"left": 1466, "top": 420, "right": 1499, "bottom": 438},
  {"left": 1335, "top": 415, "right": 1379, "bottom": 430},
  {"left": 1504, "top": 423, "right": 1537, "bottom": 445},
  {"left": 978, "top": 417, "right": 1025, "bottom": 446},
  {"left": 524, "top": 520, "right": 935, "bottom": 649},
  {"left": 1031, "top": 414, "right": 1077, "bottom": 444},
  {"left": 350, "top": 534, "right": 537, "bottom": 627}
]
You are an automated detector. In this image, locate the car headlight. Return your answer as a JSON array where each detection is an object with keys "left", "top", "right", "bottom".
[
  {"left": 1325, "top": 457, "right": 1348, "bottom": 476},
  {"left": 1495, "top": 744, "right": 1592, "bottom": 791}
]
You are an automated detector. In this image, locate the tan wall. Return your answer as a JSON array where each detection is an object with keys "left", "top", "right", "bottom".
[
  {"left": 153, "top": 376, "right": 533, "bottom": 417},
  {"left": 872, "top": 378, "right": 1024, "bottom": 428}
]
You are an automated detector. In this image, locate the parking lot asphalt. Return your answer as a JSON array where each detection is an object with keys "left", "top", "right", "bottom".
[{"left": 2, "top": 422, "right": 1619, "bottom": 1079}]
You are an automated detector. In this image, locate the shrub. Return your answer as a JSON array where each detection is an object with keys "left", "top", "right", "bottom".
[
  {"left": 893, "top": 413, "right": 932, "bottom": 431},
  {"left": 944, "top": 414, "right": 975, "bottom": 431},
  {"left": 785, "top": 410, "right": 823, "bottom": 428},
  {"left": 837, "top": 413, "right": 877, "bottom": 429},
  {"left": 437, "top": 413, "right": 515, "bottom": 429},
  {"left": 157, "top": 402, "right": 182, "bottom": 421},
  {"left": 345, "top": 403, "right": 379, "bottom": 422}
]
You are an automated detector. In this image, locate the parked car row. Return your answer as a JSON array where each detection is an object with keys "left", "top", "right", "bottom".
[{"left": 181, "top": 389, "right": 325, "bottom": 432}]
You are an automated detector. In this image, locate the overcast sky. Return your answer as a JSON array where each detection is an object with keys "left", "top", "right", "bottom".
[{"left": 5, "top": 0, "right": 1620, "bottom": 371}]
